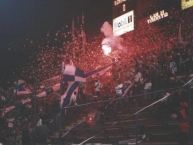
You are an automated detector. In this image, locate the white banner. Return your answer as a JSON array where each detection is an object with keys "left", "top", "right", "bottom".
[{"left": 113, "top": 10, "right": 134, "bottom": 36}]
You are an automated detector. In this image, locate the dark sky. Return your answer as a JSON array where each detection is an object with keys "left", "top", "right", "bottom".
[
  {"left": 0, "top": 0, "right": 180, "bottom": 49},
  {"left": 0, "top": 0, "right": 112, "bottom": 84},
  {"left": 0, "top": 0, "right": 112, "bottom": 48}
]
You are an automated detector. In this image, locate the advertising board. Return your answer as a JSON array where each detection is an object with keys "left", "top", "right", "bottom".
[
  {"left": 181, "top": 0, "right": 193, "bottom": 10},
  {"left": 113, "top": 10, "right": 134, "bottom": 36}
]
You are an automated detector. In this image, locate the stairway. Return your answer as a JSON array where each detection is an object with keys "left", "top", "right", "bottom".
[{"left": 48, "top": 93, "right": 193, "bottom": 145}]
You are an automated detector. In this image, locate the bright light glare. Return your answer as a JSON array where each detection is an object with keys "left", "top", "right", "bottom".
[{"left": 102, "top": 44, "right": 112, "bottom": 56}]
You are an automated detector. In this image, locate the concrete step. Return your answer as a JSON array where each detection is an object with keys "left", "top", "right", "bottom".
[{"left": 142, "top": 142, "right": 178, "bottom": 145}]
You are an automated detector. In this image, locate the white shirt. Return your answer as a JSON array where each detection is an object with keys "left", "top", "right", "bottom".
[
  {"left": 115, "top": 84, "right": 123, "bottom": 96},
  {"left": 134, "top": 72, "right": 143, "bottom": 83},
  {"left": 37, "top": 118, "right": 42, "bottom": 126},
  {"left": 95, "top": 81, "right": 102, "bottom": 92},
  {"left": 144, "top": 82, "right": 152, "bottom": 90}
]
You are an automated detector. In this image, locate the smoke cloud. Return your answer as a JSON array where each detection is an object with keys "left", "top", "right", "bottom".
[
  {"left": 100, "top": 21, "right": 113, "bottom": 37},
  {"left": 101, "top": 21, "right": 125, "bottom": 52}
]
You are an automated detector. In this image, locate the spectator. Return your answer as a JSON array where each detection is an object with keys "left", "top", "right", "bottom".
[
  {"left": 178, "top": 96, "right": 190, "bottom": 145},
  {"left": 94, "top": 80, "right": 102, "bottom": 98},
  {"left": 143, "top": 78, "right": 152, "bottom": 102},
  {"left": 169, "top": 58, "right": 178, "bottom": 76}
]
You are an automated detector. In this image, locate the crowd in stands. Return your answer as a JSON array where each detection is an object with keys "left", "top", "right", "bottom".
[{"left": 0, "top": 7, "right": 193, "bottom": 145}]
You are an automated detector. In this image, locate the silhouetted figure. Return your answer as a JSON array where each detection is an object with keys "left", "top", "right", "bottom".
[
  {"left": 22, "top": 127, "right": 31, "bottom": 145},
  {"left": 178, "top": 97, "right": 190, "bottom": 145}
]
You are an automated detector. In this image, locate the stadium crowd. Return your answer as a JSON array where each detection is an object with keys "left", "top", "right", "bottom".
[{"left": 0, "top": 7, "right": 193, "bottom": 145}]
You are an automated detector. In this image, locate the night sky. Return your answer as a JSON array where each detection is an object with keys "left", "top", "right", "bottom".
[
  {"left": 0, "top": 0, "right": 112, "bottom": 47},
  {"left": 0, "top": 0, "right": 112, "bottom": 83}
]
